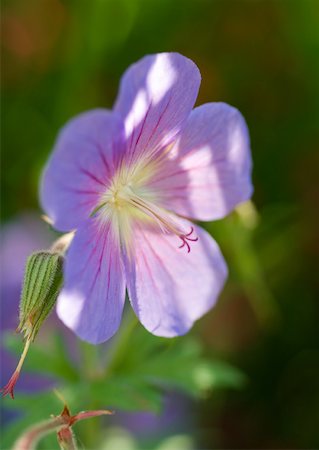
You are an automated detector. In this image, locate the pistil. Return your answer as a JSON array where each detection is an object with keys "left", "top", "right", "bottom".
[{"left": 178, "top": 227, "right": 198, "bottom": 253}]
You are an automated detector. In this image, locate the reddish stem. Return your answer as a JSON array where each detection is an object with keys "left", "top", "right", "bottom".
[{"left": 1, "top": 337, "right": 31, "bottom": 399}]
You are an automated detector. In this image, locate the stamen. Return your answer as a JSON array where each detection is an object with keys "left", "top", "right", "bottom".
[
  {"left": 96, "top": 164, "right": 199, "bottom": 255},
  {"left": 178, "top": 227, "right": 198, "bottom": 253}
]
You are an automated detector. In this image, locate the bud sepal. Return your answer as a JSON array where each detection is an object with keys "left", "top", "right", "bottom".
[{"left": 18, "top": 251, "right": 63, "bottom": 341}]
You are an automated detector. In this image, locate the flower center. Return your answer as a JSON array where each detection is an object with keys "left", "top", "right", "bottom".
[{"left": 91, "top": 163, "right": 198, "bottom": 254}]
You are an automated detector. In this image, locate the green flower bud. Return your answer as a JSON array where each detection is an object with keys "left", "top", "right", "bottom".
[
  {"left": 18, "top": 251, "right": 64, "bottom": 341},
  {"left": 2, "top": 250, "right": 64, "bottom": 399}
]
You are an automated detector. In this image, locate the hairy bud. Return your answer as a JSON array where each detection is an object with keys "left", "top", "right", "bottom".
[
  {"left": 18, "top": 251, "right": 63, "bottom": 341},
  {"left": 1, "top": 251, "right": 64, "bottom": 399}
]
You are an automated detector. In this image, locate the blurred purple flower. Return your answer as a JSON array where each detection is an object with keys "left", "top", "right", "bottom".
[
  {"left": 41, "top": 52, "right": 253, "bottom": 344},
  {"left": 1, "top": 215, "right": 51, "bottom": 331},
  {"left": 115, "top": 393, "right": 193, "bottom": 439}
]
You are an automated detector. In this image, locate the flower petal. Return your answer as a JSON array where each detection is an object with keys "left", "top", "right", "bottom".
[
  {"left": 40, "top": 110, "right": 125, "bottom": 232},
  {"left": 57, "top": 219, "right": 125, "bottom": 344},
  {"left": 150, "top": 103, "right": 253, "bottom": 221},
  {"left": 114, "top": 52, "right": 200, "bottom": 164},
  {"left": 125, "top": 221, "right": 227, "bottom": 337}
]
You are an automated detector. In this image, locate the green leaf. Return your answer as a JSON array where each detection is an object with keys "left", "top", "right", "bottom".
[
  {"left": 90, "top": 376, "right": 163, "bottom": 413},
  {"left": 191, "top": 360, "right": 247, "bottom": 392},
  {"left": 135, "top": 340, "right": 245, "bottom": 396},
  {"left": 105, "top": 323, "right": 247, "bottom": 400}
]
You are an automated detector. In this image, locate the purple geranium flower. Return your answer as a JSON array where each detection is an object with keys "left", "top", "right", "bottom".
[{"left": 41, "top": 53, "right": 253, "bottom": 344}]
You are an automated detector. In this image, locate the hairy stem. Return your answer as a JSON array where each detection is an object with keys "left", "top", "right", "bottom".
[
  {"left": 13, "top": 416, "right": 67, "bottom": 450},
  {"left": 57, "top": 426, "right": 78, "bottom": 450}
]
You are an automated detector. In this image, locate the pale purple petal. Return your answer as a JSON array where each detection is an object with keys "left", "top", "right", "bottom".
[
  {"left": 114, "top": 52, "right": 200, "bottom": 164},
  {"left": 57, "top": 219, "right": 125, "bottom": 344},
  {"left": 150, "top": 103, "right": 253, "bottom": 221},
  {"left": 125, "top": 221, "right": 228, "bottom": 337},
  {"left": 40, "top": 110, "right": 125, "bottom": 232}
]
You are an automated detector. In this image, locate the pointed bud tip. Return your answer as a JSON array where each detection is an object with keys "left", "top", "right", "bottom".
[
  {"left": 1, "top": 337, "right": 31, "bottom": 400},
  {"left": 1, "top": 370, "right": 19, "bottom": 399}
]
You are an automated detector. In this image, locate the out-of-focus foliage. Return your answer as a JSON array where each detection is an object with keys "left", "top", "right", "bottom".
[
  {"left": 2, "top": 319, "right": 245, "bottom": 449},
  {"left": 1, "top": 0, "right": 319, "bottom": 449}
]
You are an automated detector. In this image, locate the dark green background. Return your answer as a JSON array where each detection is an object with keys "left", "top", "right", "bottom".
[{"left": 2, "top": 0, "right": 319, "bottom": 448}]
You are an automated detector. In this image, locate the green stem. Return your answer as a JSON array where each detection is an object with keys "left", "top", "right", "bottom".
[
  {"left": 78, "top": 307, "right": 138, "bottom": 446},
  {"left": 106, "top": 308, "right": 138, "bottom": 374}
]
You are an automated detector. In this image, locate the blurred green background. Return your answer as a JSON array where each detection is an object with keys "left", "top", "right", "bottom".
[{"left": 1, "top": 0, "right": 319, "bottom": 448}]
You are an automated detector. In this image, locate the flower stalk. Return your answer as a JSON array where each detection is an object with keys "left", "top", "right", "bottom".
[
  {"left": 13, "top": 415, "right": 67, "bottom": 450},
  {"left": 57, "top": 426, "right": 78, "bottom": 450},
  {"left": 13, "top": 404, "right": 113, "bottom": 450}
]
